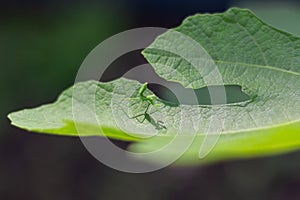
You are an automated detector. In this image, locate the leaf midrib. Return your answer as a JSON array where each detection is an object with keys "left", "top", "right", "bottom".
[
  {"left": 214, "top": 60, "right": 300, "bottom": 76},
  {"left": 145, "top": 50, "right": 300, "bottom": 77}
]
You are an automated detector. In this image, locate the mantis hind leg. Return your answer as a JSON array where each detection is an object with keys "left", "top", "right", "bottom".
[
  {"left": 128, "top": 103, "right": 150, "bottom": 123},
  {"left": 130, "top": 113, "right": 146, "bottom": 123}
]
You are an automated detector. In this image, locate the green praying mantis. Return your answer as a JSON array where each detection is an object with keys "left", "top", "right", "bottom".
[{"left": 126, "top": 82, "right": 167, "bottom": 130}]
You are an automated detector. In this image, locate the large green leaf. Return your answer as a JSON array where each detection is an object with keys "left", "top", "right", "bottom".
[{"left": 8, "top": 8, "right": 300, "bottom": 165}]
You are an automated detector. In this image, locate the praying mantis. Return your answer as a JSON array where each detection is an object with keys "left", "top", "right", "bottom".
[{"left": 126, "top": 82, "right": 167, "bottom": 130}]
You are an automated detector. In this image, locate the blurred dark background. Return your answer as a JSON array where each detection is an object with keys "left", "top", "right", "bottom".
[{"left": 1, "top": 0, "right": 300, "bottom": 199}]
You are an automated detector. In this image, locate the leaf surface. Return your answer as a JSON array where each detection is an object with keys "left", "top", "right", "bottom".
[{"left": 8, "top": 8, "right": 300, "bottom": 164}]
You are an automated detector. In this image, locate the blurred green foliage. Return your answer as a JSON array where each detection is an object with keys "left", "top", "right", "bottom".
[{"left": 0, "top": 5, "right": 127, "bottom": 130}]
